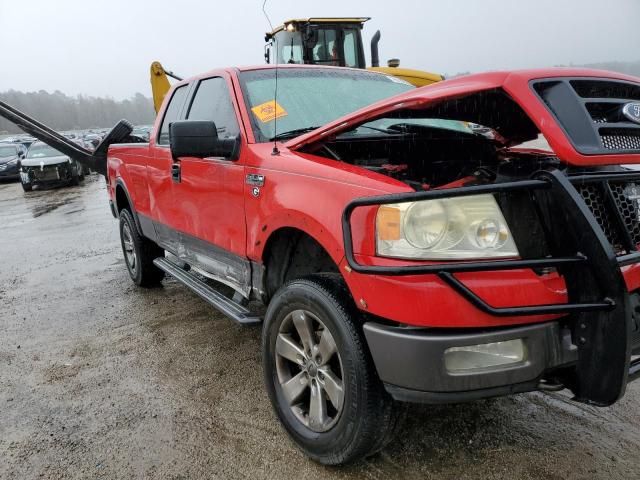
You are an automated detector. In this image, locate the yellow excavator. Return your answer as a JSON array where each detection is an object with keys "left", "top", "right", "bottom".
[
  {"left": 150, "top": 17, "right": 443, "bottom": 113},
  {"left": 264, "top": 18, "right": 442, "bottom": 86}
]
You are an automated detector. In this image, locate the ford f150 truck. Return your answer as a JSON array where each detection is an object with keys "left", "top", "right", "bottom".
[{"left": 3, "top": 65, "right": 640, "bottom": 465}]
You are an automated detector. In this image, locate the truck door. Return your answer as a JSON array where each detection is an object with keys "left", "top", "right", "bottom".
[
  {"left": 169, "top": 75, "right": 251, "bottom": 295},
  {"left": 148, "top": 83, "right": 190, "bottom": 253}
]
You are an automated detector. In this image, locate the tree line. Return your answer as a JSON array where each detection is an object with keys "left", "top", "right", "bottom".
[{"left": 0, "top": 90, "right": 155, "bottom": 134}]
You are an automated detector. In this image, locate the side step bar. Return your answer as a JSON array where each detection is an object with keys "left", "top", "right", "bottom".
[{"left": 153, "top": 257, "right": 262, "bottom": 326}]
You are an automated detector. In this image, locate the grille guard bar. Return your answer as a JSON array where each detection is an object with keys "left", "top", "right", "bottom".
[
  {"left": 342, "top": 170, "right": 640, "bottom": 315},
  {"left": 342, "top": 168, "right": 640, "bottom": 405}
]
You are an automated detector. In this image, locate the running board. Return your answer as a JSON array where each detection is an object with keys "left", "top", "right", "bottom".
[{"left": 153, "top": 257, "right": 262, "bottom": 326}]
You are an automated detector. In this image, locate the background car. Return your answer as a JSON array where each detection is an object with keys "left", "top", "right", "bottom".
[
  {"left": 20, "top": 142, "right": 84, "bottom": 191},
  {"left": 0, "top": 143, "right": 23, "bottom": 180}
]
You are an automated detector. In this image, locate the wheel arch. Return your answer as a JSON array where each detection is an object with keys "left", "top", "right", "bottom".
[
  {"left": 114, "top": 178, "right": 144, "bottom": 236},
  {"left": 260, "top": 226, "right": 346, "bottom": 301}
]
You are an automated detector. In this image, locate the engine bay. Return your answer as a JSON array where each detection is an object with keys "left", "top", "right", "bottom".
[{"left": 312, "top": 121, "right": 557, "bottom": 191}]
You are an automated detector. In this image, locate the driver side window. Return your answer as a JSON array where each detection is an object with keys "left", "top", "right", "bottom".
[{"left": 187, "top": 77, "right": 240, "bottom": 139}]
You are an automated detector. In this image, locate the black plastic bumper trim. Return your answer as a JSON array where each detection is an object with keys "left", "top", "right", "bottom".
[
  {"left": 363, "top": 320, "right": 575, "bottom": 394},
  {"left": 384, "top": 380, "right": 539, "bottom": 405}
]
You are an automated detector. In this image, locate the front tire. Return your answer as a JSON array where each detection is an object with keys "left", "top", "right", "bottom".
[
  {"left": 262, "top": 275, "right": 399, "bottom": 465},
  {"left": 21, "top": 181, "right": 32, "bottom": 192},
  {"left": 118, "top": 209, "right": 165, "bottom": 287}
]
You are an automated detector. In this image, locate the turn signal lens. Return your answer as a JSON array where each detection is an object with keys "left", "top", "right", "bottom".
[{"left": 376, "top": 205, "right": 401, "bottom": 241}]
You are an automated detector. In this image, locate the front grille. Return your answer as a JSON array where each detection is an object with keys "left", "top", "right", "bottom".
[
  {"left": 532, "top": 77, "right": 640, "bottom": 155},
  {"left": 577, "top": 180, "right": 640, "bottom": 254},
  {"left": 577, "top": 184, "right": 623, "bottom": 251},
  {"left": 610, "top": 182, "right": 640, "bottom": 245},
  {"left": 25, "top": 163, "right": 71, "bottom": 182},
  {"left": 601, "top": 131, "right": 640, "bottom": 150}
]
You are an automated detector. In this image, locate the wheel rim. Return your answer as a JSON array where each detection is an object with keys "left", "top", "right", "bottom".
[
  {"left": 275, "top": 309, "right": 344, "bottom": 432},
  {"left": 122, "top": 223, "right": 137, "bottom": 274}
]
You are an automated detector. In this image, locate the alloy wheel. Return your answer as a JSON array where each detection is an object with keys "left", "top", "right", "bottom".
[
  {"left": 275, "top": 309, "right": 344, "bottom": 432},
  {"left": 122, "top": 223, "right": 137, "bottom": 273}
]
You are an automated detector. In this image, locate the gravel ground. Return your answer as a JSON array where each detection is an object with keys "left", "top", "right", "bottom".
[{"left": 1, "top": 176, "right": 640, "bottom": 479}]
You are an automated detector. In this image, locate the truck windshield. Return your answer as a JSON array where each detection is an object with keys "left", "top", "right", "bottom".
[
  {"left": 27, "top": 144, "right": 63, "bottom": 158},
  {"left": 239, "top": 68, "right": 414, "bottom": 142}
]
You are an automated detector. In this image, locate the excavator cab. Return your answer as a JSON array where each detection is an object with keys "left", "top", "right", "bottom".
[
  {"left": 264, "top": 17, "right": 443, "bottom": 87},
  {"left": 265, "top": 18, "right": 368, "bottom": 68}
]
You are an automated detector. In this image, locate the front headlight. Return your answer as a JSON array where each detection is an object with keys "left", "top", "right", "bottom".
[{"left": 376, "top": 194, "right": 518, "bottom": 260}]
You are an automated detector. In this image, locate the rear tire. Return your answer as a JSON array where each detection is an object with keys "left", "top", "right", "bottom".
[
  {"left": 118, "top": 208, "right": 165, "bottom": 287},
  {"left": 21, "top": 181, "right": 32, "bottom": 192},
  {"left": 262, "top": 274, "right": 399, "bottom": 465}
]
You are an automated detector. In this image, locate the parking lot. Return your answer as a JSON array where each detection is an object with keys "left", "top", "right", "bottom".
[{"left": 2, "top": 176, "right": 640, "bottom": 479}]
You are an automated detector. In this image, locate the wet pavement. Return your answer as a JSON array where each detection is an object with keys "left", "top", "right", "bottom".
[{"left": 1, "top": 176, "right": 640, "bottom": 479}]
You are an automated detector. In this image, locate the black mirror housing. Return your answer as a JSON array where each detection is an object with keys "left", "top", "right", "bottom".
[{"left": 169, "top": 120, "right": 239, "bottom": 160}]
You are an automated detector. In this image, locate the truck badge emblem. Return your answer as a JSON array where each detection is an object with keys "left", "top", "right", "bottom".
[
  {"left": 252, "top": 186, "right": 260, "bottom": 197},
  {"left": 622, "top": 102, "right": 640, "bottom": 124}
]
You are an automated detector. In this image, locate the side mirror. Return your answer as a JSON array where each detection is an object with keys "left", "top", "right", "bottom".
[{"left": 169, "top": 120, "right": 239, "bottom": 160}]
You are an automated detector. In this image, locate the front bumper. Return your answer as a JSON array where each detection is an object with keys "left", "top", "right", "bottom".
[
  {"left": 344, "top": 169, "right": 640, "bottom": 406},
  {"left": 21, "top": 162, "right": 74, "bottom": 185},
  {"left": 364, "top": 320, "right": 576, "bottom": 403}
]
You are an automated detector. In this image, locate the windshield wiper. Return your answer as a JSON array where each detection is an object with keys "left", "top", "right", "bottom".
[
  {"left": 337, "top": 125, "right": 408, "bottom": 137},
  {"left": 269, "top": 126, "right": 320, "bottom": 141},
  {"left": 354, "top": 125, "right": 400, "bottom": 134}
]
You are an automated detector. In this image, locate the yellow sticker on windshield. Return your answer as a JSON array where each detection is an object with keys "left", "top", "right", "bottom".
[{"left": 251, "top": 100, "right": 288, "bottom": 123}]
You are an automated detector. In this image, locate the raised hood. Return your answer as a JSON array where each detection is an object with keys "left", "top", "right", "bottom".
[{"left": 285, "top": 68, "right": 640, "bottom": 167}]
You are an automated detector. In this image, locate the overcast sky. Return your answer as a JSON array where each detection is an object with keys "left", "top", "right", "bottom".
[{"left": 1, "top": 0, "right": 638, "bottom": 99}]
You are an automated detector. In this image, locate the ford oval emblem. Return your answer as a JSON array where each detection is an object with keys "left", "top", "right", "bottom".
[{"left": 622, "top": 102, "right": 640, "bottom": 124}]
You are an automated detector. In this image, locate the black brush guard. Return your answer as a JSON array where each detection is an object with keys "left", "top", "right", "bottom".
[{"left": 342, "top": 168, "right": 640, "bottom": 406}]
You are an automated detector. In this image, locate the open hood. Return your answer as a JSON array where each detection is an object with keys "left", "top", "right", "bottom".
[{"left": 285, "top": 69, "right": 640, "bottom": 167}]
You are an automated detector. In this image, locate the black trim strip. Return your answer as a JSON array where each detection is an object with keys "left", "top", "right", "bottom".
[{"left": 145, "top": 216, "right": 252, "bottom": 297}]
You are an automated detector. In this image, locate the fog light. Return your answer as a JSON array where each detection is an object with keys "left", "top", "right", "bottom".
[{"left": 444, "top": 339, "right": 525, "bottom": 373}]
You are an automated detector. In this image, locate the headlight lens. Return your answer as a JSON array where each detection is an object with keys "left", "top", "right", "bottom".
[{"left": 376, "top": 194, "right": 518, "bottom": 260}]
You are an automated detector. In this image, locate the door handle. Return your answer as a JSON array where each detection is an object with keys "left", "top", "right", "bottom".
[{"left": 171, "top": 162, "right": 181, "bottom": 182}]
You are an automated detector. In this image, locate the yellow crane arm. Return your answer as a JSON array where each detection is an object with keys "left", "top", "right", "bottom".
[{"left": 150, "top": 61, "right": 182, "bottom": 114}]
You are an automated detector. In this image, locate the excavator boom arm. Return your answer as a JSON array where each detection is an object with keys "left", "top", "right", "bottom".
[
  {"left": 150, "top": 61, "right": 182, "bottom": 114},
  {"left": 0, "top": 100, "right": 133, "bottom": 176}
]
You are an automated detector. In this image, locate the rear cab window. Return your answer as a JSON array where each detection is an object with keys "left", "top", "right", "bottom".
[{"left": 157, "top": 84, "right": 189, "bottom": 145}]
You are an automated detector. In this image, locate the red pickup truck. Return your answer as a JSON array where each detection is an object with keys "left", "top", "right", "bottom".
[{"left": 3, "top": 65, "right": 640, "bottom": 465}]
